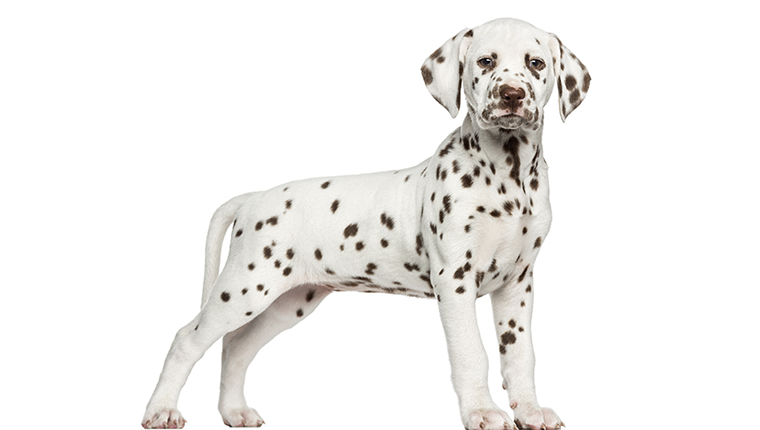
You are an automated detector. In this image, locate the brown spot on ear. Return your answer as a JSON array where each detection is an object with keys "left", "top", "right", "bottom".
[
  {"left": 583, "top": 72, "right": 591, "bottom": 92},
  {"left": 429, "top": 47, "right": 443, "bottom": 60},
  {"left": 464, "top": 29, "right": 474, "bottom": 38},
  {"left": 421, "top": 66, "right": 433, "bottom": 85},
  {"left": 565, "top": 75, "right": 577, "bottom": 91},
  {"left": 569, "top": 89, "right": 581, "bottom": 106}
]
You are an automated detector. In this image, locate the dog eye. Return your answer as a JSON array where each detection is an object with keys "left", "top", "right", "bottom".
[
  {"left": 477, "top": 57, "right": 494, "bottom": 68},
  {"left": 529, "top": 58, "right": 545, "bottom": 69}
]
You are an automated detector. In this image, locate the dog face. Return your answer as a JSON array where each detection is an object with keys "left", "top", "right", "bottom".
[{"left": 421, "top": 18, "right": 590, "bottom": 130}]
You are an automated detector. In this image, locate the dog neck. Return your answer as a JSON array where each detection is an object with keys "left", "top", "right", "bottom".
[{"left": 460, "top": 112, "right": 545, "bottom": 187}]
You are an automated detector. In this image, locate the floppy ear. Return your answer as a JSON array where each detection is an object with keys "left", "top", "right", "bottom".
[
  {"left": 420, "top": 28, "right": 474, "bottom": 118},
  {"left": 549, "top": 35, "right": 591, "bottom": 122}
]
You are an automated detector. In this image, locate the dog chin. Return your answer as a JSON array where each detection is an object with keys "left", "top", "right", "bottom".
[
  {"left": 494, "top": 114, "right": 526, "bottom": 130},
  {"left": 478, "top": 114, "right": 527, "bottom": 131}
]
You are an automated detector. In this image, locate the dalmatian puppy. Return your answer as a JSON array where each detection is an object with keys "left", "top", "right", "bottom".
[{"left": 142, "top": 17, "right": 590, "bottom": 430}]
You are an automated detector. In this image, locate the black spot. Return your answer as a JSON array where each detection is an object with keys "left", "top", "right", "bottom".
[
  {"left": 530, "top": 178, "right": 539, "bottom": 190},
  {"left": 381, "top": 239, "right": 389, "bottom": 248},
  {"left": 314, "top": 249, "right": 323, "bottom": 260},
  {"left": 490, "top": 210, "right": 501, "bottom": 217},
  {"left": 489, "top": 259, "right": 498, "bottom": 272},
  {"left": 429, "top": 223, "right": 438, "bottom": 234},
  {"left": 245, "top": 312, "right": 252, "bottom": 316},
  {"left": 242, "top": 288, "right": 248, "bottom": 295},
  {"left": 415, "top": 234, "right": 424, "bottom": 255},
  {"left": 443, "top": 194, "right": 452, "bottom": 213},
  {"left": 283, "top": 267, "right": 292, "bottom": 276},
  {"left": 221, "top": 292, "right": 231, "bottom": 302},
  {"left": 235, "top": 229, "right": 243, "bottom": 237},
  {"left": 453, "top": 267, "right": 464, "bottom": 279},
  {"left": 365, "top": 263, "right": 377, "bottom": 275},
  {"left": 477, "top": 206, "right": 486, "bottom": 213},
  {"left": 452, "top": 160, "right": 460, "bottom": 173},
  {"left": 438, "top": 140, "right": 456, "bottom": 157},
  {"left": 325, "top": 268, "right": 335, "bottom": 275},
  {"left": 404, "top": 262, "right": 421, "bottom": 272},
  {"left": 509, "top": 319, "right": 517, "bottom": 328},
  {"left": 518, "top": 265, "right": 530, "bottom": 283},
  {"left": 522, "top": 227, "right": 528, "bottom": 235},
  {"left": 255, "top": 221, "right": 263, "bottom": 231},
  {"left": 526, "top": 285, "right": 532, "bottom": 293},
  {"left": 321, "top": 181, "right": 330, "bottom": 189},
  {"left": 380, "top": 213, "right": 395, "bottom": 230},
  {"left": 343, "top": 223, "right": 359, "bottom": 238},
  {"left": 466, "top": 250, "right": 472, "bottom": 259},
  {"left": 296, "top": 309, "right": 304, "bottom": 317},
  {"left": 274, "top": 260, "right": 281, "bottom": 268},
  {"left": 355, "top": 241, "right": 365, "bottom": 251},
  {"left": 285, "top": 249, "right": 294, "bottom": 259},
  {"left": 455, "top": 286, "right": 466, "bottom": 294},
  {"left": 431, "top": 192, "right": 436, "bottom": 202},
  {"left": 266, "top": 216, "right": 278, "bottom": 226},
  {"left": 306, "top": 289, "right": 316, "bottom": 302},
  {"left": 194, "top": 324, "right": 199, "bottom": 331},
  {"left": 263, "top": 247, "right": 272, "bottom": 259},
  {"left": 439, "top": 209, "right": 445, "bottom": 223},
  {"left": 503, "top": 201, "right": 514, "bottom": 215},
  {"left": 500, "top": 331, "right": 517, "bottom": 354},
  {"left": 256, "top": 284, "right": 264, "bottom": 291},
  {"left": 421, "top": 65, "right": 433, "bottom": 85},
  {"left": 285, "top": 199, "right": 292, "bottom": 209},
  {"left": 331, "top": 199, "right": 340, "bottom": 213},
  {"left": 248, "top": 263, "right": 255, "bottom": 271},
  {"left": 534, "top": 237, "right": 542, "bottom": 248},
  {"left": 464, "top": 224, "right": 471, "bottom": 233}
]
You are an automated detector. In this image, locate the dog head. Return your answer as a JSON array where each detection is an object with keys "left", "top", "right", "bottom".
[{"left": 421, "top": 18, "right": 590, "bottom": 131}]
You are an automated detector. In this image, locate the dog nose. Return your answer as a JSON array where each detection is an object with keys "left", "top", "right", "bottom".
[{"left": 500, "top": 86, "right": 525, "bottom": 102}]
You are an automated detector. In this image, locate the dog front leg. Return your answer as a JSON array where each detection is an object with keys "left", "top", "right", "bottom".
[
  {"left": 490, "top": 279, "right": 563, "bottom": 429},
  {"left": 435, "top": 278, "right": 516, "bottom": 430}
]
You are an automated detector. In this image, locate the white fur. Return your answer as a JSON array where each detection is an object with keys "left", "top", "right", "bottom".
[{"left": 143, "top": 18, "right": 589, "bottom": 430}]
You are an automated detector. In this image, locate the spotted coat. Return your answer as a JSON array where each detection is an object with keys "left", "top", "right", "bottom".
[{"left": 143, "top": 17, "right": 590, "bottom": 430}]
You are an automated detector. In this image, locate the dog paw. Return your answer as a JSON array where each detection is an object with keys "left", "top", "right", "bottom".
[
  {"left": 220, "top": 406, "right": 265, "bottom": 428},
  {"left": 464, "top": 407, "right": 517, "bottom": 430},
  {"left": 142, "top": 408, "right": 186, "bottom": 429},
  {"left": 513, "top": 404, "right": 563, "bottom": 430}
]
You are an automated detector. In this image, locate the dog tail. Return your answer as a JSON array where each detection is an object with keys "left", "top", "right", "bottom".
[{"left": 201, "top": 193, "right": 251, "bottom": 308}]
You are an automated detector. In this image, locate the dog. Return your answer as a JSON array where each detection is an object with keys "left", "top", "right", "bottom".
[{"left": 142, "top": 17, "right": 590, "bottom": 430}]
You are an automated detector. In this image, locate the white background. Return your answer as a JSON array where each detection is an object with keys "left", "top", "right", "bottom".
[{"left": 1, "top": 1, "right": 758, "bottom": 429}]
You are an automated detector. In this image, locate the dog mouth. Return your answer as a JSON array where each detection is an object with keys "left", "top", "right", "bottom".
[{"left": 492, "top": 114, "right": 526, "bottom": 130}]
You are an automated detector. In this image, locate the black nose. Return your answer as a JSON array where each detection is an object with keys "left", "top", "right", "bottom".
[
  {"left": 500, "top": 86, "right": 525, "bottom": 102},
  {"left": 499, "top": 85, "right": 526, "bottom": 112}
]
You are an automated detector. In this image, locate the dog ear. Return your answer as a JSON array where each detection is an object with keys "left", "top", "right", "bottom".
[
  {"left": 549, "top": 35, "right": 591, "bottom": 122},
  {"left": 421, "top": 28, "right": 474, "bottom": 118}
]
